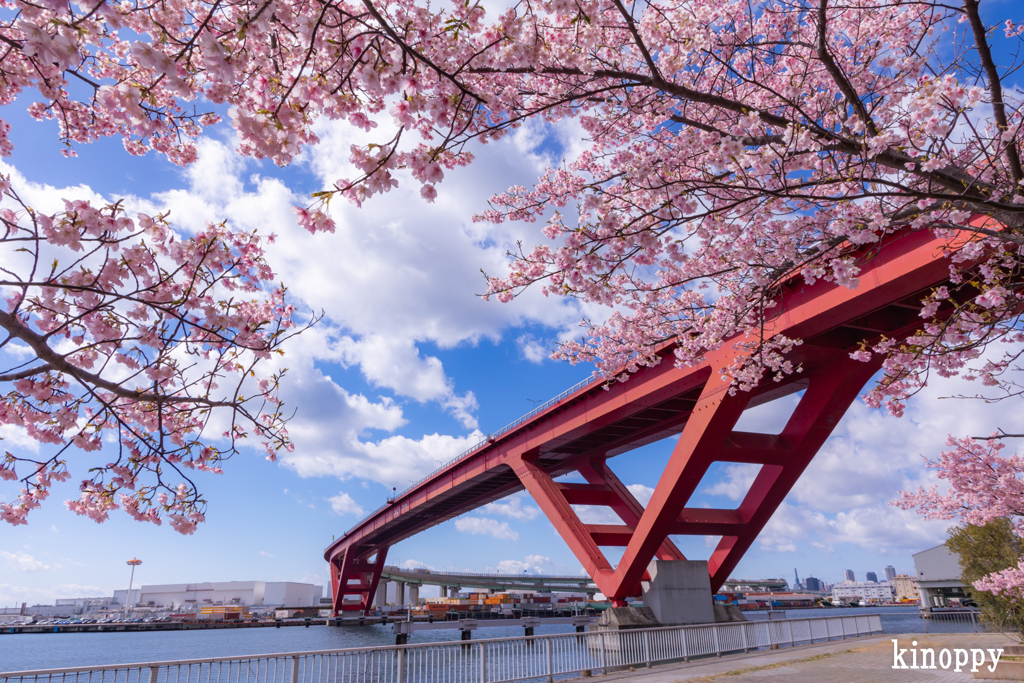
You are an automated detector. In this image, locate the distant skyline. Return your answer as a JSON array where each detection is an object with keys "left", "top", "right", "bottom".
[{"left": 4, "top": 0, "right": 1024, "bottom": 605}]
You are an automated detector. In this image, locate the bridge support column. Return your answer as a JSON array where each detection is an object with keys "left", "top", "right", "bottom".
[
  {"left": 327, "top": 545, "right": 389, "bottom": 616},
  {"left": 641, "top": 560, "right": 714, "bottom": 625},
  {"left": 375, "top": 580, "right": 388, "bottom": 610},
  {"left": 408, "top": 585, "right": 419, "bottom": 606},
  {"left": 440, "top": 585, "right": 447, "bottom": 598},
  {"left": 395, "top": 581, "right": 406, "bottom": 607}
]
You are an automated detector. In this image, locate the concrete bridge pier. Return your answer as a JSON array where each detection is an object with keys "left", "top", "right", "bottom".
[
  {"left": 439, "top": 585, "right": 447, "bottom": 598},
  {"left": 375, "top": 580, "right": 387, "bottom": 609},
  {"left": 641, "top": 560, "right": 714, "bottom": 625},
  {"left": 408, "top": 585, "right": 419, "bottom": 606},
  {"left": 395, "top": 581, "right": 406, "bottom": 608}
]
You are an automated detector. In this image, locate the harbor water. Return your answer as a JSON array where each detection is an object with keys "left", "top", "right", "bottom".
[
  {"left": 0, "top": 606, "right": 953, "bottom": 673},
  {"left": 1, "top": 622, "right": 578, "bottom": 672}
]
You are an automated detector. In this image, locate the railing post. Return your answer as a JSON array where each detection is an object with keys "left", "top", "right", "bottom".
[
  {"left": 545, "top": 638, "right": 553, "bottom": 682},
  {"left": 479, "top": 641, "right": 487, "bottom": 683},
  {"left": 840, "top": 617, "right": 846, "bottom": 640},
  {"left": 148, "top": 666, "right": 159, "bottom": 683},
  {"left": 643, "top": 630, "right": 652, "bottom": 668},
  {"left": 290, "top": 656, "right": 300, "bottom": 683},
  {"left": 973, "top": 613, "right": 979, "bottom": 633},
  {"left": 742, "top": 624, "right": 749, "bottom": 653},
  {"left": 397, "top": 649, "right": 405, "bottom": 683},
  {"left": 682, "top": 627, "right": 689, "bottom": 663},
  {"left": 712, "top": 625, "right": 722, "bottom": 657},
  {"left": 790, "top": 621, "right": 795, "bottom": 647},
  {"left": 600, "top": 631, "right": 608, "bottom": 675}
]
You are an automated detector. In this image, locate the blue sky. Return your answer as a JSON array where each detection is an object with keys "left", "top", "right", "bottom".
[{"left": 3, "top": 4, "right": 1024, "bottom": 606}]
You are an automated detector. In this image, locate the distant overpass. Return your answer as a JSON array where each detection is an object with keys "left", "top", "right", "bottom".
[
  {"left": 379, "top": 567, "right": 598, "bottom": 594},
  {"left": 721, "top": 578, "right": 788, "bottom": 592},
  {"left": 375, "top": 567, "right": 786, "bottom": 597}
]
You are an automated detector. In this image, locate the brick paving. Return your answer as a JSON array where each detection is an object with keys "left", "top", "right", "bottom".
[{"left": 589, "top": 633, "right": 1019, "bottom": 683}]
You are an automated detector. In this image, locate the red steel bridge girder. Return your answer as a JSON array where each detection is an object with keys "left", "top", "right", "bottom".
[
  {"left": 507, "top": 352, "right": 882, "bottom": 605},
  {"left": 326, "top": 225, "right": 988, "bottom": 615},
  {"left": 331, "top": 545, "right": 388, "bottom": 613}
]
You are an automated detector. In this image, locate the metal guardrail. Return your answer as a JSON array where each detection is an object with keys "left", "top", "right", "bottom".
[
  {"left": 342, "top": 375, "right": 599, "bottom": 537},
  {"left": 0, "top": 615, "right": 883, "bottom": 683},
  {"left": 921, "top": 610, "right": 989, "bottom": 633}
]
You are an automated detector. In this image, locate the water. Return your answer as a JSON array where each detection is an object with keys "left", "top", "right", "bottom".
[
  {"left": 0, "top": 606, "right": 977, "bottom": 673},
  {"left": 0, "top": 623, "right": 577, "bottom": 673}
]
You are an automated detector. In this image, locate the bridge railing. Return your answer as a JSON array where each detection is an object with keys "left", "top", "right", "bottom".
[
  {"left": 344, "top": 375, "right": 599, "bottom": 536},
  {"left": 0, "top": 614, "right": 882, "bottom": 683}
]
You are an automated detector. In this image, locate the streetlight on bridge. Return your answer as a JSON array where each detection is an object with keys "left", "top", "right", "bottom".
[{"left": 124, "top": 558, "right": 142, "bottom": 618}]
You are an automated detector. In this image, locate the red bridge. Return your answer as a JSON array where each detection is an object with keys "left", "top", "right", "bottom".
[{"left": 324, "top": 226, "right": 977, "bottom": 612}]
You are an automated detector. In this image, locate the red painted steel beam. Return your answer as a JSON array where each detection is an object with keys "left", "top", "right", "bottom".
[
  {"left": 509, "top": 454, "right": 614, "bottom": 580},
  {"left": 326, "top": 226, "right": 979, "bottom": 607},
  {"left": 557, "top": 483, "right": 616, "bottom": 506},
  {"left": 706, "top": 356, "right": 883, "bottom": 590},
  {"left": 330, "top": 545, "right": 388, "bottom": 615},
  {"left": 600, "top": 365, "right": 753, "bottom": 600},
  {"left": 577, "top": 458, "right": 686, "bottom": 561}
]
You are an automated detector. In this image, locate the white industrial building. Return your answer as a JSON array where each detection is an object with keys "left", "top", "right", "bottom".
[
  {"left": 113, "top": 581, "right": 323, "bottom": 610},
  {"left": 831, "top": 581, "right": 895, "bottom": 604},
  {"left": 912, "top": 544, "right": 969, "bottom": 611}
]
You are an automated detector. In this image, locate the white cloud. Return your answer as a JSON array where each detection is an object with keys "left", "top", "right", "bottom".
[
  {"left": 516, "top": 335, "right": 550, "bottom": 364},
  {"left": 572, "top": 483, "right": 654, "bottom": 524},
  {"left": 493, "top": 560, "right": 530, "bottom": 573},
  {"left": 1, "top": 551, "right": 50, "bottom": 572},
  {"left": 734, "top": 393, "right": 802, "bottom": 435},
  {"left": 699, "top": 464, "right": 761, "bottom": 502},
  {"left": 0, "top": 424, "right": 41, "bottom": 454},
  {"left": 454, "top": 517, "right": 519, "bottom": 541},
  {"left": 328, "top": 492, "right": 365, "bottom": 516},
  {"left": 336, "top": 335, "right": 479, "bottom": 428},
  {"left": 0, "top": 583, "right": 108, "bottom": 606},
  {"left": 259, "top": 550, "right": 276, "bottom": 558},
  {"left": 755, "top": 501, "right": 949, "bottom": 555},
  {"left": 400, "top": 559, "right": 435, "bottom": 570},
  {"left": 124, "top": 131, "right": 593, "bottom": 490},
  {"left": 483, "top": 494, "right": 540, "bottom": 521},
  {"left": 626, "top": 484, "right": 654, "bottom": 507},
  {"left": 572, "top": 505, "right": 619, "bottom": 524},
  {"left": 491, "top": 555, "right": 553, "bottom": 574}
]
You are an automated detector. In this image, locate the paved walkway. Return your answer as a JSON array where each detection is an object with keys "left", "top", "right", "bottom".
[{"left": 589, "top": 633, "right": 1018, "bottom": 683}]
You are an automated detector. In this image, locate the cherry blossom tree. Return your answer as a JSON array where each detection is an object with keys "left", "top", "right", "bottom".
[
  {"left": 896, "top": 436, "right": 1024, "bottom": 606},
  {"left": 0, "top": 182, "right": 308, "bottom": 533},
  {"left": 2, "top": 0, "right": 1024, "bottom": 537}
]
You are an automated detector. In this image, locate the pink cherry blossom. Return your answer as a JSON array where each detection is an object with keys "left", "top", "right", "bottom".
[
  {"left": 0, "top": 180, "right": 306, "bottom": 532},
  {"left": 895, "top": 436, "right": 1024, "bottom": 601},
  {"left": 2, "top": 0, "right": 1024, "bottom": 547}
]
